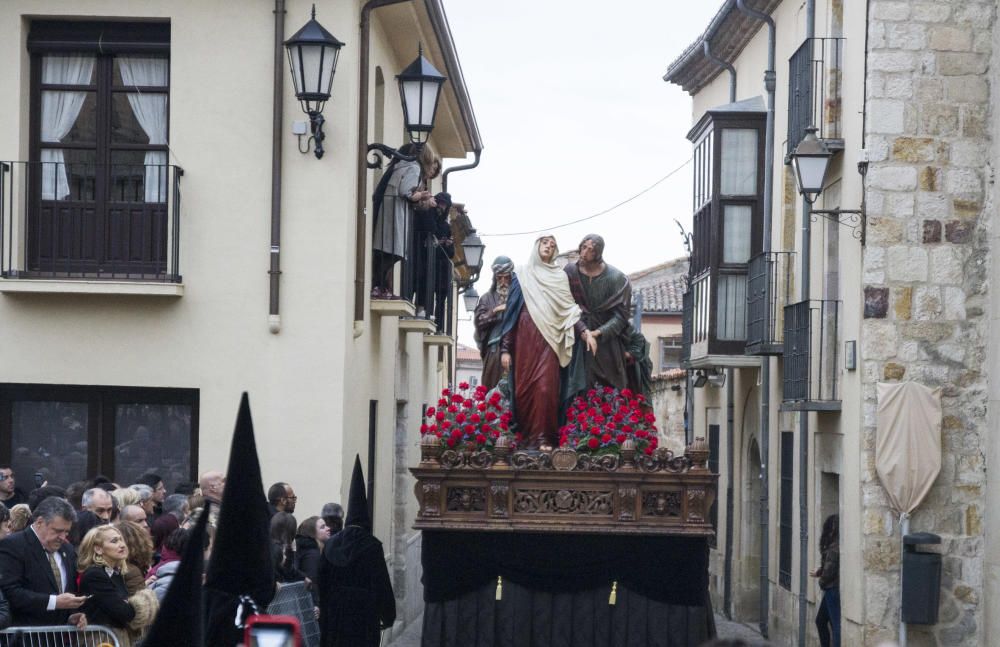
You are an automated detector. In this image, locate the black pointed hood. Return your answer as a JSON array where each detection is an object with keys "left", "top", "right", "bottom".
[
  {"left": 204, "top": 393, "right": 276, "bottom": 646},
  {"left": 142, "top": 500, "right": 210, "bottom": 647},
  {"left": 344, "top": 455, "right": 371, "bottom": 530}
]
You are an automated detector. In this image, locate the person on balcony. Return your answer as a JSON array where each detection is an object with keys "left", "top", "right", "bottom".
[
  {"left": 413, "top": 192, "right": 453, "bottom": 323},
  {"left": 371, "top": 144, "right": 439, "bottom": 298},
  {"left": 564, "top": 234, "right": 641, "bottom": 394},
  {"left": 493, "top": 235, "right": 595, "bottom": 449},
  {"left": 474, "top": 256, "right": 514, "bottom": 390}
]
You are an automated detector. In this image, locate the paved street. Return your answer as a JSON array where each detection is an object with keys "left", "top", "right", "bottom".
[{"left": 387, "top": 612, "right": 766, "bottom": 646}]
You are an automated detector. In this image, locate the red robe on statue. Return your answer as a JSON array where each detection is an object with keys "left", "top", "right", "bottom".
[{"left": 501, "top": 306, "right": 562, "bottom": 448}]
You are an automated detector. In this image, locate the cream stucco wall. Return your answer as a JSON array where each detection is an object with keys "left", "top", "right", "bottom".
[{"left": 0, "top": 0, "right": 467, "bottom": 563}]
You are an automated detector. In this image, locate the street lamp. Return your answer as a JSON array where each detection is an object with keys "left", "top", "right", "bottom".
[
  {"left": 461, "top": 228, "right": 485, "bottom": 279},
  {"left": 462, "top": 286, "right": 480, "bottom": 313},
  {"left": 789, "top": 125, "right": 868, "bottom": 244},
  {"left": 366, "top": 45, "right": 449, "bottom": 168},
  {"left": 285, "top": 5, "right": 345, "bottom": 159},
  {"left": 789, "top": 126, "right": 832, "bottom": 204},
  {"left": 397, "top": 44, "right": 448, "bottom": 145}
]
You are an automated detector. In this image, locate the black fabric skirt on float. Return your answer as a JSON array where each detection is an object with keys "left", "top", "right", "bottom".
[{"left": 420, "top": 531, "right": 716, "bottom": 647}]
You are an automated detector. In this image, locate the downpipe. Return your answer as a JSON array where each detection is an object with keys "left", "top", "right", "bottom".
[
  {"left": 703, "top": 41, "right": 737, "bottom": 103},
  {"left": 269, "top": 0, "right": 286, "bottom": 333},
  {"left": 354, "top": 0, "right": 414, "bottom": 325},
  {"left": 736, "top": 0, "right": 775, "bottom": 637}
]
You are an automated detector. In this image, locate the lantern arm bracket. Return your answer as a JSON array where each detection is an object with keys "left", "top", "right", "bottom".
[
  {"left": 366, "top": 143, "right": 418, "bottom": 170},
  {"left": 809, "top": 207, "right": 866, "bottom": 245}
]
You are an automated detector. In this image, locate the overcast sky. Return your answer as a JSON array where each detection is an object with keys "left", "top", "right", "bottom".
[{"left": 441, "top": 1, "right": 721, "bottom": 344}]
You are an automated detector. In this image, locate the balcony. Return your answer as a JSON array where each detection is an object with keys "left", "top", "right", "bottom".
[
  {"left": 683, "top": 270, "right": 760, "bottom": 369},
  {"left": 0, "top": 161, "right": 183, "bottom": 287},
  {"left": 372, "top": 192, "right": 454, "bottom": 334},
  {"left": 745, "top": 251, "right": 795, "bottom": 355},
  {"left": 787, "top": 37, "right": 845, "bottom": 157},
  {"left": 781, "top": 299, "right": 841, "bottom": 411}
]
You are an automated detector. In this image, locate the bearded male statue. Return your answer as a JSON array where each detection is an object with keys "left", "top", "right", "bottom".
[{"left": 473, "top": 256, "right": 514, "bottom": 390}]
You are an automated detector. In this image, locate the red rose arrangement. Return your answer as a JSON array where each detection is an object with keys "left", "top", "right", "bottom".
[
  {"left": 558, "top": 386, "right": 659, "bottom": 456},
  {"left": 422, "top": 381, "right": 515, "bottom": 450}
]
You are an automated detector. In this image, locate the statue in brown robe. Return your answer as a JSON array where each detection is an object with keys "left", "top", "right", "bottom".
[
  {"left": 564, "top": 234, "right": 633, "bottom": 392},
  {"left": 473, "top": 257, "right": 513, "bottom": 391}
]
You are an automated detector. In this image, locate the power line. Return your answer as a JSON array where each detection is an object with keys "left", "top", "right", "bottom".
[{"left": 479, "top": 157, "right": 692, "bottom": 238}]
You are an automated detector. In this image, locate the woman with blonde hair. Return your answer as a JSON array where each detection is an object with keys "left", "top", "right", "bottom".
[
  {"left": 111, "top": 487, "right": 140, "bottom": 509},
  {"left": 78, "top": 525, "right": 155, "bottom": 647},
  {"left": 114, "top": 520, "right": 159, "bottom": 643},
  {"left": 7, "top": 503, "right": 30, "bottom": 532},
  {"left": 371, "top": 143, "right": 440, "bottom": 296}
]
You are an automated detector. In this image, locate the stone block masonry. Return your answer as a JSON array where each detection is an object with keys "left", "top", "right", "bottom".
[{"left": 863, "top": 1, "right": 993, "bottom": 645}]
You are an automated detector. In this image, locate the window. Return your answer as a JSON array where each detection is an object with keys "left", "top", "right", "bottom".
[
  {"left": 0, "top": 384, "right": 198, "bottom": 492},
  {"left": 684, "top": 105, "right": 765, "bottom": 359},
  {"left": 27, "top": 21, "right": 170, "bottom": 277},
  {"left": 779, "top": 431, "right": 794, "bottom": 589},
  {"left": 659, "top": 336, "right": 683, "bottom": 371}
]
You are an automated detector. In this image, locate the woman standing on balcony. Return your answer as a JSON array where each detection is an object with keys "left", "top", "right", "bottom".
[{"left": 371, "top": 144, "right": 440, "bottom": 297}]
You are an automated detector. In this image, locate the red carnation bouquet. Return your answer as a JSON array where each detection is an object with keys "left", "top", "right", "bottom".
[
  {"left": 421, "top": 381, "right": 515, "bottom": 450},
  {"left": 559, "top": 386, "right": 659, "bottom": 456}
]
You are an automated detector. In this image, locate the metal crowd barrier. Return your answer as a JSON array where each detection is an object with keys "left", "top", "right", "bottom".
[{"left": 0, "top": 625, "right": 120, "bottom": 647}]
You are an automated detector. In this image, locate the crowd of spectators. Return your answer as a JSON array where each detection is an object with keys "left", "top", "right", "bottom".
[{"left": 0, "top": 465, "right": 343, "bottom": 643}]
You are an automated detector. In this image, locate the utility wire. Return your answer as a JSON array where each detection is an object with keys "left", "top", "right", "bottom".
[{"left": 480, "top": 157, "right": 692, "bottom": 237}]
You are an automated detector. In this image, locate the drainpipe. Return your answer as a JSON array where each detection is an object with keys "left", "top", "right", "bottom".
[
  {"left": 269, "top": 0, "right": 286, "bottom": 334},
  {"left": 798, "top": 1, "right": 816, "bottom": 644},
  {"left": 354, "top": 0, "right": 413, "bottom": 325},
  {"left": 441, "top": 148, "right": 481, "bottom": 193},
  {"left": 703, "top": 40, "right": 737, "bottom": 103},
  {"left": 736, "top": 0, "right": 775, "bottom": 637},
  {"left": 724, "top": 369, "right": 735, "bottom": 618}
]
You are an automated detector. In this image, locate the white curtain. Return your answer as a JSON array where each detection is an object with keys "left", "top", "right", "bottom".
[
  {"left": 720, "top": 128, "right": 758, "bottom": 196},
  {"left": 118, "top": 57, "right": 169, "bottom": 202},
  {"left": 40, "top": 55, "right": 95, "bottom": 200}
]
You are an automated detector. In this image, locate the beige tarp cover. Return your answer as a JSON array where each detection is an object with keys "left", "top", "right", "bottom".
[{"left": 876, "top": 381, "right": 942, "bottom": 514}]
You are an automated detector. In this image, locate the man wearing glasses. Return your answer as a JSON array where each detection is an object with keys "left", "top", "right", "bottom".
[{"left": 0, "top": 467, "right": 27, "bottom": 508}]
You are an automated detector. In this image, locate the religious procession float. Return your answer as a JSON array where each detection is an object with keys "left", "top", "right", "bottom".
[{"left": 412, "top": 381, "right": 718, "bottom": 646}]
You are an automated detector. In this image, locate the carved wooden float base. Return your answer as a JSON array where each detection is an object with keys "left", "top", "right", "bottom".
[{"left": 411, "top": 440, "right": 717, "bottom": 537}]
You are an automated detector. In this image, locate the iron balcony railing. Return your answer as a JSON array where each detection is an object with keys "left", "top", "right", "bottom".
[
  {"left": 782, "top": 299, "right": 841, "bottom": 410},
  {"left": 681, "top": 288, "right": 693, "bottom": 365},
  {"left": 0, "top": 161, "right": 183, "bottom": 282},
  {"left": 787, "top": 37, "right": 844, "bottom": 156},
  {"left": 746, "top": 251, "right": 795, "bottom": 355},
  {"left": 374, "top": 192, "right": 455, "bottom": 333}
]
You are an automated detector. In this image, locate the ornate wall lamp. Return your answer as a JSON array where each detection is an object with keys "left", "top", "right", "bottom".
[
  {"left": 462, "top": 286, "right": 480, "bottom": 313},
  {"left": 285, "top": 5, "right": 345, "bottom": 159},
  {"left": 367, "top": 45, "right": 448, "bottom": 168},
  {"left": 790, "top": 126, "right": 867, "bottom": 244}
]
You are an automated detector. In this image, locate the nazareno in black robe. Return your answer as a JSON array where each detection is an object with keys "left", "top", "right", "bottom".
[{"left": 317, "top": 526, "right": 396, "bottom": 647}]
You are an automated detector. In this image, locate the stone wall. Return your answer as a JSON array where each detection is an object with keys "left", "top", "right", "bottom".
[
  {"left": 863, "top": 2, "right": 993, "bottom": 644},
  {"left": 650, "top": 371, "right": 687, "bottom": 454}
]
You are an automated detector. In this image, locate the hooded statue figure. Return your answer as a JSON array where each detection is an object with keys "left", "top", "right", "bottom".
[{"left": 318, "top": 456, "right": 396, "bottom": 647}]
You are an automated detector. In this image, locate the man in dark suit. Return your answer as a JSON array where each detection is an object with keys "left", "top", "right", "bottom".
[{"left": 0, "top": 496, "right": 87, "bottom": 627}]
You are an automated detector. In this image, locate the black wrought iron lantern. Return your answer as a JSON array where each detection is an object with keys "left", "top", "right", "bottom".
[
  {"left": 397, "top": 45, "right": 447, "bottom": 144},
  {"left": 461, "top": 228, "right": 485, "bottom": 277},
  {"left": 790, "top": 126, "right": 832, "bottom": 204},
  {"left": 285, "top": 5, "right": 345, "bottom": 159},
  {"left": 462, "top": 286, "right": 480, "bottom": 313}
]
